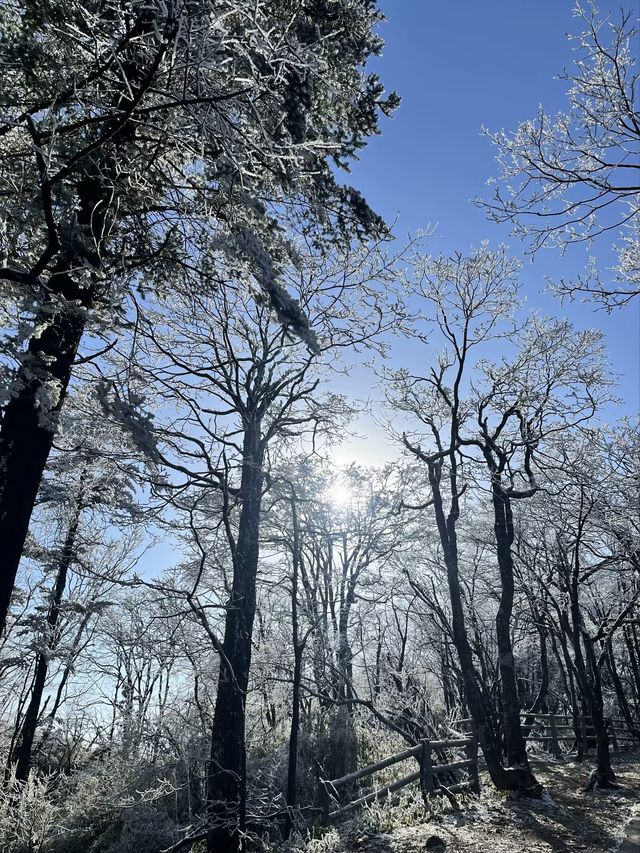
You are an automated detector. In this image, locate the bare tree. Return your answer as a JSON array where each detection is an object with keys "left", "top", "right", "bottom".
[
  {"left": 480, "top": 3, "right": 640, "bottom": 309},
  {"left": 388, "top": 246, "right": 539, "bottom": 791},
  {"left": 389, "top": 245, "right": 611, "bottom": 790},
  {"left": 514, "top": 429, "right": 640, "bottom": 786}
]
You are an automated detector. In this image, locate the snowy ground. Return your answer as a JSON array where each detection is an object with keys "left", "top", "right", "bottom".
[{"left": 293, "top": 754, "right": 640, "bottom": 853}]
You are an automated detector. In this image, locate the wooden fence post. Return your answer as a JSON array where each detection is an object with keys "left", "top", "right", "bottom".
[
  {"left": 609, "top": 719, "right": 619, "bottom": 753},
  {"left": 465, "top": 731, "right": 480, "bottom": 794},
  {"left": 420, "top": 739, "right": 434, "bottom": 804},
  {"left": 549, "top": 713, "right": 561, "bottom": 758},
  {"left": 581, "top": 716, "right": 588, "bottom": 754}
]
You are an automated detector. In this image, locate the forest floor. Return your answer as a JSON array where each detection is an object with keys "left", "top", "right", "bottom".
[{"left": 298, "top": 754, "right": 640, "bottom": 853}]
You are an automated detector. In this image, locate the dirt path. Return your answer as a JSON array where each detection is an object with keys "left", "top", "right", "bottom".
[{"left": 305, "top": 754, "right": 640, "bottom": 853}]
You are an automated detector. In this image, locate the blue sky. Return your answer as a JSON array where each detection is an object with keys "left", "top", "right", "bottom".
[{"left": 335, "top": 0, "right": 638, "bottom": 462}]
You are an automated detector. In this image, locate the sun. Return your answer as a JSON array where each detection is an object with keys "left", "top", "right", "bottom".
[{"left": 328, "top": 481, "right": 355, "bottom": 509}]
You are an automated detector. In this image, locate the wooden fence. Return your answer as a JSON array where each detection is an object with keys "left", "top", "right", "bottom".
[
  {"left": 319, "top": 735, "right": 479, "bottom": 822},
  {"left": 318, "top": 712, "right": 637, "bottom": 823},
  {"left": 455, "top": 712, "right": 638, "bottom": 756},
  {"left": 520, "top": 712, "right": 636, "bottom": 754}
]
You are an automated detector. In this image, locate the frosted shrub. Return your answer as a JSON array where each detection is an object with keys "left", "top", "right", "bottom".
[
  {"left": 357, "top": 723, "right": 408, "bottom": 769},
  {"left": 264, "top": 826, "right": 343, "bottom": 853},
  {"left": 47, "top": 757, "right": 181, "bottom": 853},
  {"left": 100, "top": 800, "right": 178, "bottom": 853},
  {"left": 359, "top": 787, "right": 425, "bottom": 834},
  {"left": 0, "top": 769, "right": 60, "bottom": 853}
]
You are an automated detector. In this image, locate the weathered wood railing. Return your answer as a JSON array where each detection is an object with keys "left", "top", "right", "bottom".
[
  {"left": 319, "top": 735, "right": 479, "bottom": 822},
  {"left": 455, "top": 712, "right": 638, "bottom": 757},
  {"left": 519, "top": 712, "right": 636, "bottom": 753}
]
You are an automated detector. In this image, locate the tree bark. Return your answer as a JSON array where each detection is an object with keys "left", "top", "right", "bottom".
[
  {"left": 284, "top": 644, "right": 303, "bottom": 840},
  {"left": 521, "top": 604, "right": 549, "bottom": 740},
  {"left": 0, "top": 267, "right": 91, "bottom": 636},
  {"left": 562, "top": 575, "right": 615, "bottom": 783},
  {"left": 207, "top": 424, "right": 264, "bottom": 853},
  {"left": 583, "top": 634, "right": 615, "bottom": 784},
  {"left": 491, "top": 483, "right": 530, "bottom": 769},
  {"left": 284, "top": 486, "right": 304, "bottom": 841}
]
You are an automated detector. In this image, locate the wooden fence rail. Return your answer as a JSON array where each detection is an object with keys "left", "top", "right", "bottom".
[
  {"left": 454, "top": 712, "right": 638, "bottom": 757},
  {"left": 519, "top": 712, "right": 638, "bottom": 756},
  {"left": 319, "top": 735, "right": 479, "bottom": 822}
]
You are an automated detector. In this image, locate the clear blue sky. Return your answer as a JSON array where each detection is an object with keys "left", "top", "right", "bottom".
[{"left": 341, "top": 0, "right": 639, "bottom": 435}]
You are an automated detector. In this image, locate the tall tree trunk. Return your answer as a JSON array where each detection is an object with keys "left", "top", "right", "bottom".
[
  {"left": 521, "top": 604, "right": 549, "bottom": 738},
  {"left": 441, "top": 640, "right": 456, "bottom": 715},
  {"left": 284, "top": 644, "right": 303, "bottom": 840},
  {"left": 564, "top": 590, "right": 615, "bottom": 783},
  {"left": 11, "top": 494, "right": 82, "bottom": 780},
  {"left": 284, "top": 485, "right": 303, "bottom": 841},
  {"left": 207, "top": 425, "right": 263, "bottom": 853},
  {"left": 324, "top": 534, "right": 358, "bottom": 784},
  {"left": 583, "top": 634, "right": 615, "bottom": 786},
  {"left": 427, "top": 461, "right": 538, "bottom": 792},
  {"left": 491, "top": 484, "right": 530, "bottom": 768},
  {"left": 0, "top": 267, "right": 91, "bottom": 635},
  {"left": 4, "top": 667, "right": 36, "bottom": 781}
]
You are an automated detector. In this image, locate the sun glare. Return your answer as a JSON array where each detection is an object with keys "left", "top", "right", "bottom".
[{"left": 328, "top": 482, "right": 354, "bottom": 509}]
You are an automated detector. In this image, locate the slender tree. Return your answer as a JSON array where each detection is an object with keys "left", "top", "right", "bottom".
[{"left": 388, "top": 247, "right": 540, "bottom": 790}]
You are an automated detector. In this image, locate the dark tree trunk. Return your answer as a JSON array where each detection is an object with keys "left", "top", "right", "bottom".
[
  {"left": 12, "top": 496, "right": 81, "bottom": 780},
  {"left": 207, "top": 424, "right": 263, "bottom": 853},
  {"left": 284, "top": 644, "right": 303, "bottom": 840},
  {"left": 284, "top": 486, "right": 304, "bottom": 841},
  {"left": 491, "top": 483, "right": 530, "bottom": 768},
  {"left": 0, "top": 270, "right": 90, "bottom": 636},
  {"left": 441, "top": 641, "right": 456, "bottom": 715},
  {"left": 426, "top": 461, "right": 538, "bottom": 792},
  {"left": 563, "top": 578, "right": 615, "bottom": 782},
  {"left": 583, "top": 634, "right": 615, "bottom": 785},
  {"left": 4, "top": 668, "right": 36, "bottom": 780},
  {"left": 521, "top": 605, "right": 549, "bottom": 740}
]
